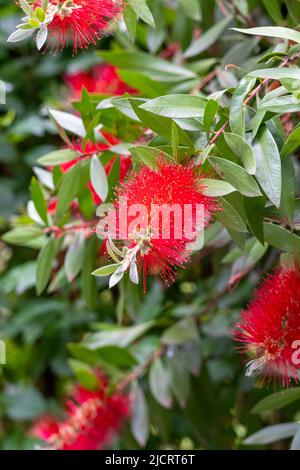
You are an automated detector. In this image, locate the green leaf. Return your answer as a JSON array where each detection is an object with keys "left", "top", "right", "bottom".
[
  {"left": 124, "top": 5, "right": 137, "bottom": 41},
  {"left": 232, "top": 26, "right": 300, "bottom": 44},
  {"left": 229, "top": 76, "right": 256, "bottom": 137},
  {"left": 81, "top": 236, "right": 98, "bottom": 309},
  {"left": 171, "top": 122, "right": 179, "bottom": 161},
  {"left": 106, "top": 157, "right": 120, "bottom": 203},
  {"left": 149, "top": 358, "right": 172, "bottom": 409},
  {"left": 162, "top": 318, "right": 199, "bottom": 346},
  {"left": 37, "top": 149, "right": 78, "bottom": 166},
  {"left": 132, "top": 102, "right": 194, "bottom": 148},
  {"left": 244, "top": 197, "right": 265, "bottom": 245},
  {"left": 2, "top": 227, "right": 43, "bottom": 245},
  {"left": 19, "top": 0, "right": 32, "bottom": 15},
  {"left": 209, "top": 156, "right": 261, "bottom": 197},
  {"left": 69, "top": 360, "right": 99, "bottom": 390},
  {"left": 57, "top": 162, "right": 81, "bottom": 218},
  {"left": 131, "top": 146, "right": 173, "bottom": 169},
  {"left": 83, "top": 322, "right": 154, "bottom": 349},
  {"left": 216, "top": 198, "right": 248, "bottom": 233},
  {"left": 36, "top": 237, "right": 57, "bottom": 295},
  {"left": 203, "top": 99, "right": 219, "bottom": 133},
  {"left": 128, "top": 0, "right": 155, "bottom": 28},
  {"left": 130, "top": 381, "right": 149, "bottom": 447},
  {"left": 167, "top": 351, "right": 191, "bottom": 408},
  {"left": 249, "top": 68, "right": 300, "bottom": 81},
  {"left": 244, "top": 423, "right": 299, "bottom": 445},
  {"left": 118, "top": 70, "right": 165, "bottom": 98},
  {"left": 180, "top": 0, "right": 202, "bottom": 21},
  {"left": 49, "top": 109, "right": 85, "bottom": 137},
  {"left": 30, "top": 177, "right": 48, "bottom": 225},
  {"left": 252, "top": 388, "right": 300, "bottom": 414},
  {"left": 90, "top": 155, "right": 108, "bottom": 202},
  {"left": 65, "top": 235, "right": 85, "bottom": 282},
  {"left": 140, "top": 95, "right": 207, "bottom": 118},
  {"left": 281, "top": 122, "right": 300, "bottom": 158},
  {"left": 201, "top": 178, "right": 236, "bottom": 196},
  {"left": 263, "top": 223, "right": 300, "bottom": 252},
  {"left": 253, "top": 126, "right": 282, "bottom": 208},
  {"left": 98, "top": 51, "right": 196, "bottom": 81},
  {"left": 280, "top": 156, "right": 295, "bottom": 221},
  {"left": 184, "top": 16, "right": 232, "bottom": 58},
  {"left": 262, "top": 0, "right": 283, "bottom": 23},
  {"left": 224, "top": 133, "right": 256, "bottom": 175},
  {"left": 92, "top": 264, "right": 121, "bottom": 277}
]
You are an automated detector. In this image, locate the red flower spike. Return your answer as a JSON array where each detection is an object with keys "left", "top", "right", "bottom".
[
  {"left": 36, "top": 0, "right": 125, "bottom": 54},
  {"left": 233, "top": 262, "right": 300, "bottom": 387},
  {"left": 106, "top": 160, "right": 218, "bottom": 290},
  {"left": 33, "top": 373, "right": 129, "bottom": 450}
]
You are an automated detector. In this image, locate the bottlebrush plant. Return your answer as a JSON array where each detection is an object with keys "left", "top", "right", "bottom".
[{"left": 2, "top": 0, "right": 300, "bottom": 452}]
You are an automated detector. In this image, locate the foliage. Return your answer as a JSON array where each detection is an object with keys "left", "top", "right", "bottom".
[{"left": 1, "top": 0, "right": 300, "bottom": 450}]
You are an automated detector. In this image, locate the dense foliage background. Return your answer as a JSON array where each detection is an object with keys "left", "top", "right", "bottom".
[{"left": 1, "top": 0, "right": 300, "bottom": 450}]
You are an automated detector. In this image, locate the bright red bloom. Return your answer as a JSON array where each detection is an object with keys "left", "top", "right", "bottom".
[
  {"left": 233, "top": 263, "right": 300, "bottom": 386},
  {"left": 33, "top": 373, "right": 129, "bottom": 450},
  {"left": 106, "top": 160, "right": 218, "bottom": 289},
  {"left": 64, "top": 64, "right": 137, "bottom": 100},
  {"left": 40, "top": 0, "right": 124, "bottom": 53}
]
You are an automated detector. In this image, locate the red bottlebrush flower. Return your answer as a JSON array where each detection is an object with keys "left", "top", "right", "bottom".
[
  {"left": 64, "top": 64, "right": 137, "bottom": 100},
  {"left": 33, "top": 373, "right": 130, "bottom": 450},
  {"left": 39, "top": 0, "right": 125, "bottom": 54},
  {"left": 233, "top": 262, "right": 300, "bottom": 386},
  {"left": 102, "top": 160, "right": 218, "bottom": 290}
]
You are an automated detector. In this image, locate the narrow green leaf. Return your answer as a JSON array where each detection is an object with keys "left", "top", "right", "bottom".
[
  {"left": 224, "top": 133, "right": 256, "bottom": 174},
  {"left": 30, "top": 177, "right": 48, "bottom": 225},
  {"left": 57, "top": 162, "right": 81, "bottom": 218},
  {"left": 201, "top": 178, "right": 236, "bottom": 196},
  {"left": 209, "top": 156, "right": 261, "bottom": 197},
  {"left": 229, "top": 76, "right": 256, "bottom": 137},
  {"left": 203, "top": 99, "right": 219, "bottom": 134},
  {"left": 232, "top": 26, "right": 300, "bottom": 44},
  {"left": 36, "top": 238, "right": 57, "bottom": 295},
  {"left": 128, "top": 0, "right": 155, "bottom": 28},
  {"left": 92, "top": 264, "right": 121, "bottom": 277},
  {"left": 130, "top": 381, "right": 149, "bottom": 447},
  {"left": 149, "top": 359, "right": 172, "bottom": 409},
  {"left": 253, "top": 126, "right": 282, "bottom": 208},
  {"left": 90, "top": 155, "right": 108, "bottom": 203},
  {"left": 37, "top": 149, "right": 78, "bottom": 166},
  {"left": 184, "top": 16, "right": 232, "bottom": 58},
  {"left": 216, "top": 198, "right": 248, "bottom": 233},
  {"left": 252, "top": 388, "right": 300, "bottom": 414},
  {"left": 281, "top": 122, "right": 300, "bottom": 158},
  {"left": 65, "top": 235, "right": 85, "bottom": 282}
]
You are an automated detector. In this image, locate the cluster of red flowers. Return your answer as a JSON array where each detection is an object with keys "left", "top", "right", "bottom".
[
  {"left": 64, "top": 64, "right": 136, "bottom": 100},
  {"left": 36, "top": 0, "right": 125, "bottom": 53},
  {"left": 105, "top": 159, "right": 219, "bottom": 290},
  {"left": 233, "top": 262, "right": 300, "bottom": 386},
  {"left": 33, "top": 373, "right": 129, "bottom": 450}
]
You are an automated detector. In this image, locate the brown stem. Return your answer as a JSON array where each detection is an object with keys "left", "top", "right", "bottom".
[{"left": 116, "top": 346, "right": 165, "bottom": 392}]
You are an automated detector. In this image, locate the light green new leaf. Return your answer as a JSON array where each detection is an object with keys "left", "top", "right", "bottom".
[
  {"left": 201, "top": 178, "right": 236, "bottom": 196},
  {"left": 92, "top": 264, "right": 121, "bottom": 277},
  {"left": 65, "top": 235, "right": 85, "bottom": 282},
  {"left": 130, "top": 382, "right": 149, "bottom": 447}
]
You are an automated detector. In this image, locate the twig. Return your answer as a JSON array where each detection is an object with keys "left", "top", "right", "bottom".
[{"left": 116, "top": 346, "right": 165, "bottom": 392}]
